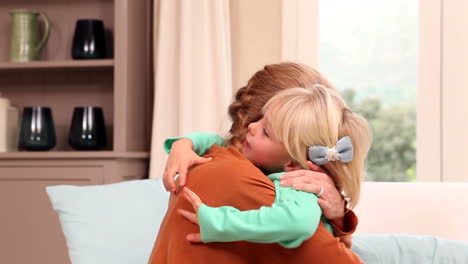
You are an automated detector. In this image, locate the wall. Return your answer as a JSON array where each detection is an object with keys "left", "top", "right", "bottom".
[
  {"left": 441, "top": 0, "right": 468, "bottom": 181},
  {"left": 229, "top": 0, "right": 282, "bottom": 93},
  {"left": 419, "top": 0, "right": 468, "bottom": 182}
]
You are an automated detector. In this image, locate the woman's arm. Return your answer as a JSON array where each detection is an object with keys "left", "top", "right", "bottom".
[
  {"left": 328, "top": 210, "right": 358, "bottom": 248},
  {"left": 279, "top": 161, "right": 346, "bottom": 219},
  {"left": 180, "top": 176, "right": 323, "bottom": 248},
  {"left": 279, "top": 161, "right": 357, "bottom": 247}
]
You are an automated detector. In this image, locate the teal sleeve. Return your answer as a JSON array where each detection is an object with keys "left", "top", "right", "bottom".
[
  {"left": 163, "top": 132, "right": 226, "bottom": 156},
  {"left": 321, "top": 216, "right": 334, "bottom": 234},
  {"left": 197, "top": 182, "right": 322, "bottom": 248}
]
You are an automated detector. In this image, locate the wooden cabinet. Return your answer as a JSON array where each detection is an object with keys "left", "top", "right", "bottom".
[
  {"left": 0, "top": 156, "right": 149, "bottom": 263},
  {"left": 0, "top": 0, "right": 153, "bottom": 263},
  {"left": 0, "top": 163, "right": 104, "bottom": 264}
]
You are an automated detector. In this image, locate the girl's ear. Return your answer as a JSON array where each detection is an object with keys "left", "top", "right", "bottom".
[{"left": 283, "top": 160, "right": 303, "bottom": 172}]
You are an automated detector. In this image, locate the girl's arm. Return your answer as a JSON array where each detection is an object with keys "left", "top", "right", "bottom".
[
  {"left": 163, "top": 132, "right": 226, "bottom": 191},
  {"left": 279, "top": 161, "right": 357, "bottom": 248},
  {"left": 164, "top": 132, "right": 226, "bottom": 156},
  {"left": 181, "top": 177, "right": 323, "bottom": 248}
]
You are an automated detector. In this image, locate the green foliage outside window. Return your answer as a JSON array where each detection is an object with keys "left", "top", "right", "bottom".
[{"left": 342, "top": 89, "right": 416, "bottom": 182}]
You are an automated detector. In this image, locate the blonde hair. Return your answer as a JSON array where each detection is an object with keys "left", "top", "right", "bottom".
[
  {"left": 263, "top": 87, "right": 372, "bottom": 209},
  {"left": 227, "top": 62, "right": 334, "bottom": 149}
]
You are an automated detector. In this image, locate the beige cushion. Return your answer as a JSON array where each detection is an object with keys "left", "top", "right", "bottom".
[{"left": 354, "top": 182, "right": 468, "bottom": 241}]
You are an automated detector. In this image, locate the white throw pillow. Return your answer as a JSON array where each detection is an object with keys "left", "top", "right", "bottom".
[{"left": 46, "top": 178, "right": 170, "bottom": 264}]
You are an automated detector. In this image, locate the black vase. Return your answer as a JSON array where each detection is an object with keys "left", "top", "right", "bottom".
[
  {"left": 71, "top": 19, "right": 107, "bottom": 59},
  {"left": 18, "top": 107, "right": 56, "bottom": 151},
  {"left": 69, "top": 106, "right": 106, "bottom": 150}
]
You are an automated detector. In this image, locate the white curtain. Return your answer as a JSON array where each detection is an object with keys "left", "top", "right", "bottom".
[{"left": 149, "top": 0, "right": 232, "bottom": 179}]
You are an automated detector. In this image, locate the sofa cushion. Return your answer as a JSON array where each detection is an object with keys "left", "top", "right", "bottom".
[
  {"left": 352, "top": 234, "right": 468, "bottom": 264},
  {"left": 46, "top": 178, "right": 170, "bottom": 264},
  {"left": 355, "top": 182, "right": 468, "bottom": 240}
]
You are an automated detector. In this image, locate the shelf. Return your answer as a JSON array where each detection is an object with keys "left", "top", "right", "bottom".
[
  {"left": 0, "top": 151, "right": 149, "bottom": 160},
  {"left": 0, "top": 59, "right": 114, "bottom": 71}
]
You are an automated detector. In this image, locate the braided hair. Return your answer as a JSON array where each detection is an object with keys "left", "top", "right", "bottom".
[{"left": 226, "top": 62, "right": 335, "bottom": 149}]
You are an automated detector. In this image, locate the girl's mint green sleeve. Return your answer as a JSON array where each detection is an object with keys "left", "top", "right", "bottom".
[
  {"left": 163, "top": 132, "right": 226, "bottom": 156},
  {"left": 197, "top": 179, "right": 322, "bottom": 248}
]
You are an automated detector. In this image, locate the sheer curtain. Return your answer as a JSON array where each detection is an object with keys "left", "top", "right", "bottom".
[{"left": 149, "top": 0, "right": 232, "bottom": 179}]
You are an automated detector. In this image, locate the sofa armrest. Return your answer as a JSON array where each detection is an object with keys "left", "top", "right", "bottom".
[{"left": 354, "top": 182, "right": 468, "bottom": 241}]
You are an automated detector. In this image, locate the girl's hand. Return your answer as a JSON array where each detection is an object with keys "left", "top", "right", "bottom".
[
  {"left": 279, "top": 161, "right": 346, "bottom": 220},
  {"left": 163, "top": 139, "right": 212, "bottom": 193},
  {"left": 178, "top": 187, "right": 203, "bottom": 242}
]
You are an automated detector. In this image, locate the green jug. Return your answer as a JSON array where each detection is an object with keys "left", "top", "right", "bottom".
[{"left": 9, "top": 9, "right": 50, "bottom": 62}]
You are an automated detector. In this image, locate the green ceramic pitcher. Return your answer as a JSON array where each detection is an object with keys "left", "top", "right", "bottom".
[{"left": 9, "top": 9, "right": 50, "bottom": 62}]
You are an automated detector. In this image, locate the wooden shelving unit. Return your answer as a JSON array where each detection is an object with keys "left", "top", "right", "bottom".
[
  {"left": 0, "top": 59, "right": 114, "bottom": 70},
  {"left": 0, "top": 0, "right": 153, "bottom": 263},
  {"left": 0, "top": 150, "right": 149, "bottom": 160}
]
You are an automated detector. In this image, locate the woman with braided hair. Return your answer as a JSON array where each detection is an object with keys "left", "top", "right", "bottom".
[
  {"left": 149, "top": 62, "right": 367, "bottom": 263},
  {"left": 166, "top": 62, "right": 353, "bottom": 225},
  {"left": 227, "top": 63, "right": 334, "bottom": 150}
]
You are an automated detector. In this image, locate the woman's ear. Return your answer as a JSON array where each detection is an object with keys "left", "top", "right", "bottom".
[{"left": 283, "top": 161, "right": 303, "bottom": 172}]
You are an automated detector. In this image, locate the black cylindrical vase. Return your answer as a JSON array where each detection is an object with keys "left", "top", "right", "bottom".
[
  {"left": 71, "top": 19, "right": 106, "bottom": 59},
  {"left": 18, "top": 107, "right": 56, "bottom": 151},
  {"left": 69, "top": 106, "right": 106, "bottom": 150}
]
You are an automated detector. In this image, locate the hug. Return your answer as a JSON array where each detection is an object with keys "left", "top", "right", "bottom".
[{"left": 150, "top": 62, "right": 369, "bottom": 263}]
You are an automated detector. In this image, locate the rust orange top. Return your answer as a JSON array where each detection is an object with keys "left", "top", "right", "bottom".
[{"left": 149, "top": 145, "right": 362, "bottom": 264}]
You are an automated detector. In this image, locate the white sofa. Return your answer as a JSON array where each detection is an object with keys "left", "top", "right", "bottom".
[
  {"left": 47, "top": 179, "right": 468, "bottom": 264},
  {"left": 355, "top": 182, "right": 468, "bottom": 241}
]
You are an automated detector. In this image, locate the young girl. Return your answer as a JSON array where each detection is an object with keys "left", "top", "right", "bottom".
[
  {"left": 164, "top": 63, "right": 351, "bottom": 225},
  {"left": 165, "top": 85, "right": 372, "bottom": 248}
]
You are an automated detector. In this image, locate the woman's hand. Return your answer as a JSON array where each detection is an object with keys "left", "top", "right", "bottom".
[
  {"left": 163, "top": 139, "right": 212, "bottom": 193},
  {"left": 178, "top": 187, "right": 203, "bottom": 242},
  {"left": 279, "top": 161, "right": 345, "bottom": 220}
]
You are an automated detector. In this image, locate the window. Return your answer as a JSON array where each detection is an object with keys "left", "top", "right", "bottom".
[{"left": 318, "top": 0, "right": 418, "bottom": 181}]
